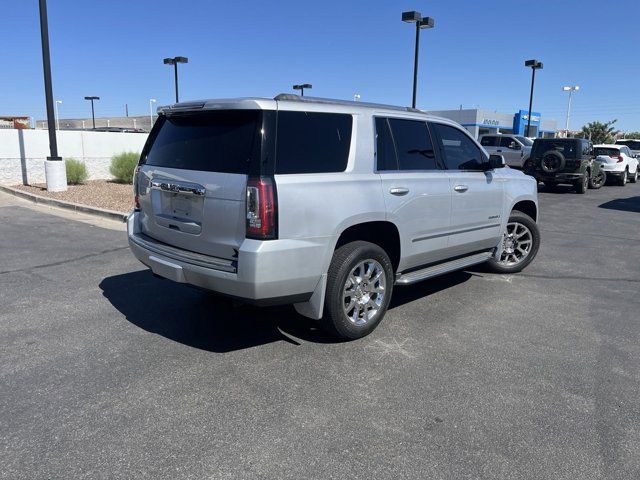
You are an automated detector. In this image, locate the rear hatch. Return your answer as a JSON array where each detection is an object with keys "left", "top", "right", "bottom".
[{"left": 136, "top": 107, "right": 271, "bottom": 261}]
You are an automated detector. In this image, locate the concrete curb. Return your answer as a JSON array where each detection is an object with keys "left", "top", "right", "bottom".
[{"left": 0, "top": 185, "right": 128, "bottom": 223}]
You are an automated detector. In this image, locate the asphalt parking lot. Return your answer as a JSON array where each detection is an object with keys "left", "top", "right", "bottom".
[{"left": 1, "top": 183, "right": 639, "bottom": 480}]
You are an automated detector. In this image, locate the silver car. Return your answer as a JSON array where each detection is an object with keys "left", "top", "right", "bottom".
[
  {"left": 479, "top": 134, "right": 533, "bottom": 168},
  {"left": 128, "top": 95, "right": 540, "bottom": 339}
]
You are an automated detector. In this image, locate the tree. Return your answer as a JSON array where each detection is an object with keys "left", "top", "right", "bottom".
[{"left": 577, "top": 120, "right": 618, "bottom": 144}]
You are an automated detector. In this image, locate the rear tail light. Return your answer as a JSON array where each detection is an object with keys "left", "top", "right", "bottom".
[
  {"left": 246, "top": 177, "right": 277, "bottom": 240},
  {"left": 133, "top": 166, "right": 141, "bottom": 210},
  {"left": 609, "top": 153, "right": 624, "bottom": 163}
]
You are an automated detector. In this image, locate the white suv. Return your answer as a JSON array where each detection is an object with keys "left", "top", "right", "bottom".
[
  {"left": 594, "top": 144, "right": 639, "bottom": 185},
  {"left": 128, "top": 95, "right": 540, "bottom": 339}
]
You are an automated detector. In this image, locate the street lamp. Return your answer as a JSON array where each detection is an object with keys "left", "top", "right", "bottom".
[
  {"left": 163, "top": 56, "right": 188, "bottom": 103},
  {"left": 524, "top": 59, "right": 543, "bottom": 137},
  {"left": 38, "top": 0, "right": 66, "bottom": 191},
  {"left": 293, "top": 84, "right": 312, "bottom": 96},
  {"left": 402, "top": 11, "right": 435, "bottom": 109},
  {"left": 562, "top": 85, "right": 580, "bottom": 135},
  {"left": 353, "top": 94, "right": 361, "bottom": 102},
  {"left": 55, "top": 100, "right": 62, "bottom": 130},
  {"left": 149, "top": 98, "right": 156, "bottom": 130},
  {"left": 84, "top": 96, "right": 99, "bottom": 129}
]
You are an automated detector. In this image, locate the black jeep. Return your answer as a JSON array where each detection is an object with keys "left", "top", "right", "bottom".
[{"left": 523, "top": 138, "right": 606, "bottom": 193}]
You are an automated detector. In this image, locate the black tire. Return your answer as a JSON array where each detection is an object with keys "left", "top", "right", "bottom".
[
  {"left": 541, "top": 150, "right": 565, "bottom": 173},
  {"left": 589, "top": 170, "right": 606, "bottom": 189},
  {"left": 321, "top": 241, "right": 394, "bottom": 340},
  {"left": 629, "top": 168, "right": 638, "bottom": 184},
  {"left": 486, "top": 211, "right": 541, "bottom": 274},
  {"left": 575, "top": 172, "right": 589, "bottom": 194},
  {"left": 618, "top": 169, "right": 628, "bottom": 186}
]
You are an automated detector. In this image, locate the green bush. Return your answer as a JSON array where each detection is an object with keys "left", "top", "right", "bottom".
[
  {"left": 65, "top": 158, "right": 88, "bottom": 185},
  {"left": 109, "top": 152, "right": 140, "bottom": 183}
]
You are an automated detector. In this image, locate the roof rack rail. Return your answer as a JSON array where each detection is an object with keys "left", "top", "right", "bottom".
[{"left": 273, "top": 94, "right": 424, "bottom": 113}]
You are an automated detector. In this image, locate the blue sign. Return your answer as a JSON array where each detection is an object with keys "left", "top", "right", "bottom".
[{"left": 513, "top": 110, "right": 541, "bottom": 136}]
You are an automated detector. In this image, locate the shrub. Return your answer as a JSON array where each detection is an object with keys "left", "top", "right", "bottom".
[
  {"left": 109, "top": 152, "right": 140, "bottom": 183},
  {"left": 65, "top": 158, "right": 88, "bottom": 185}
]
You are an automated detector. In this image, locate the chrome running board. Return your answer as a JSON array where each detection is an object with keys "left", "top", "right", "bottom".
[{"left": 395, "top": 251, "right": 492, "bottom": 285}]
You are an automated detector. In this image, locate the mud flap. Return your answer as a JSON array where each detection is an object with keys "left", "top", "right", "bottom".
[{"left": 293, "top": 274, "right": 327, "bottom": 320}]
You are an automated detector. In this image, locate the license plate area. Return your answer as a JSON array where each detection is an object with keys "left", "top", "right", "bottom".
[{"left": 151, "top": 190, "right": 204, "bottom": 235}]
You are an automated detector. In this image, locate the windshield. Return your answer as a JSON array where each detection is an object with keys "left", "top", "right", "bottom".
[
  {"left": 616, "top": 140, "right": 640, "bottom": 150},
  {"left": 515, "top": 136, "right": 534, "bottom": 146}
]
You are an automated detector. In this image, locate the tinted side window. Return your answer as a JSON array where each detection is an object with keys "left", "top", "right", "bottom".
[
  {"left": 275, "top": 111, "right": 352, "bottom": 174},
  {"left": 499, "top": 136, "right": 517, "bottom": 147},
  {"left": 375, "top": 118, "right": 398, "bottom": 170},
  {"left": 387, "top": 118, "right": 438, "bottom": 171},
  {"left": 432, "top": 123, "right": 487, "bottom": 170},
  {"left": 480, "top": 136, "right": 498, "bottom": 147},
  {"left": 582, "top": 141, "right": 593, "bottom": 156}
]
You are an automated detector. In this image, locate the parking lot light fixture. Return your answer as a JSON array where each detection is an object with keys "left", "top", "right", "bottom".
[
  {"left": 402, "top": 10, "right": 435, "bottom": 109},
  {"left": 353, "top": 94, "right": 361, "bottom": 102},
  {"left": 84, "top": 96, "right": 100, "bottom": 129},
  {"left": 293, "top": 84, "right": 312, "bottom": 97},
  {"left": 149, "top": 98, "right": 157, "bottom": 130},
  {"left": 562, "top": 85, "right": 580, "bottom": 135},
  {"left": 164, "top": 56, "right": 189, "bottom": 103},
  {"left": 524, "top": 59, "right": 543, "bottom": 137}
]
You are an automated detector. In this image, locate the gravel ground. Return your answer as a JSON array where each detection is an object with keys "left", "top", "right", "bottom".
[{"left": 14, "top": 180, "right": 133, "bottom": 213}]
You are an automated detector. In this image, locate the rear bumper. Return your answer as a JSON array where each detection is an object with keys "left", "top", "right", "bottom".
[
  {"left": 598, "top": 164, "right": 625, "bottom": 175},
  {"left": 127, "top": 211, "right": 331, "bottom": 303},
  {"left": 525, "top": 171, "right": 584, "bottom": 183}
]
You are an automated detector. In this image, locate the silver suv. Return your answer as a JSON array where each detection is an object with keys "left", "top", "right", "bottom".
[
  {"left": 479, "top": 133, "right": 533, "bottom": 168},
  {"left": 128, "top": 95, "right": 540, "bottom": 339}
]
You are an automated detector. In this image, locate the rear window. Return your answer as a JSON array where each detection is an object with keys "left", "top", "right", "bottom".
[
  {"left": 532, "top": 140, "right": 578, "bottom": 159},
  {"left": 616, "top": 140, "right": 640, "bottom": 150},
  {"left": 594, "top": 147, "right": 619, "bottom": 157},
  {"left": 143, "top": 111, "right": 261, "bottom": 174},
  {"left": 275, "top": 111, "right": 352, "bottom": 174}
]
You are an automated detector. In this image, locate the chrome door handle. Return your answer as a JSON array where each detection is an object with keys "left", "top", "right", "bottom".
[
  {"left": 453, "top": 185, "right": 468, "bottom": 193},
  {"left": 389, "top": 187, "right": 410, "bottom": 196}
]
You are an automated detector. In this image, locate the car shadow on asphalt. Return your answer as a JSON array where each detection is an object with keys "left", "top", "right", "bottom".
[
  {"left": 99, "top": 270, "right": 338, "bottom": 352},
  {"left": 598, "top": 196, "right": 640, "bottom": 213},
  {"left": 100, "top": 269, "right": 471, "bottom": 352}
]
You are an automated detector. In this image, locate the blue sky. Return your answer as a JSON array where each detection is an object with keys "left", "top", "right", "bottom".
[{"left": 2, "top": 0, "right": 639, "bottom": 130}]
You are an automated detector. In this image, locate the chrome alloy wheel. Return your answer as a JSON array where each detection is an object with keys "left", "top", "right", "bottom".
[
  {"left": 498, "top": 222, "right": 533, "bottom": 267},
  {"left": 342, "top": 259, "right": 386, "bottom": 326}
]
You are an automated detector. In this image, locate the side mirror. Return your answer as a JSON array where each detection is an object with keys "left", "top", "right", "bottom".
[{"left": 487, "top": 154, "right": 506, "bottom": 170}]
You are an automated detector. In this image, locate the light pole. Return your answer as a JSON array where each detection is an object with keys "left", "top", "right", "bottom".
[
  {"left": 163, "top": 56, "right": 188, "bottom": 103},
  {"left": 38, "top": 0, "right": 66, "bottom": 191},
  {"left": 293, "top": 84, "right": 312, "bottom": 97},
  {"left": 524, "top": 59, "right": 543, "bottom": 137},
  {"left": 402, "top": 11, "right": 435, "bottom": 109},
  {"left": 353, "top": 94, "right": 361, "bottom": 102},
  {"left": 562, "top": 85, "right": 580, "bottom": 135},
  {"left": 84, "top": 96, "right": 99, "bottom": 129},
  {"left": 149, "top": 98, "right": 156, "bottom": 130},
  {"left": 55, "top": 100, "right": 62, "bottom": 130}
]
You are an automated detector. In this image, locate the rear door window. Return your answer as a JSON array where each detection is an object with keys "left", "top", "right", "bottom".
[
  {"left": 143, "top": 111, "right": 261, "bottom": 174},
  {"left": 388, "top": 118, "right": 438, "bottom": 171},
  {"left": 499, "top": 136, "right": 518, "bottom": 148},
  {"left": 275, "top": 111, "right": 352, "bottom": 174},
  {"left": 431, "top": 122, "right": 487, "bottom": 170},
  {"left": 480, "top": 136, "right": 498, "bottom": 147},
  {"left": 375, "top": 118, "right": 399, "bottom": 170}
]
